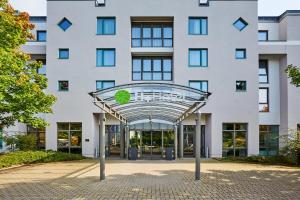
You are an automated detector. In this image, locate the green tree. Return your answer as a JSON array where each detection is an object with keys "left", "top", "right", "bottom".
[
  {"left": 281, "top": 129, "right": 300, "bottom": 165},
  {"left": 0, "top": 0, "right": 56, "bottom": 128},
  {"left": 286, "top": 64, "right": 300, "bottom": 87}
]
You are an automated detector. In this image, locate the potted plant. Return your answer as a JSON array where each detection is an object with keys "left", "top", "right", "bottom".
[{"left": 165, "top": 144, "right": 174, "bottom": 160}]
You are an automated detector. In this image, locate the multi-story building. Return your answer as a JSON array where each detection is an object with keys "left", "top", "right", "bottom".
[{"left": 1, "top": 0, "right": 300, "bottom": 159}]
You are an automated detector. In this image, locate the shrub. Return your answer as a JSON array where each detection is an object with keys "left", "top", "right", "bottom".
[
  {"left": 0, "top": 151, "right": 84, "bottom": 169},
  {"left": 280, "top": 129, "right": 300, "bottom": 165},
  {"left": 4, "top": 133, "right": 37, "bottom": 151}
]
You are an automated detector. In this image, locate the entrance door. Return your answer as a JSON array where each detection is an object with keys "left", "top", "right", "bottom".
[{"left": 141, "top": 131, "right": 162, "bottom": 159}]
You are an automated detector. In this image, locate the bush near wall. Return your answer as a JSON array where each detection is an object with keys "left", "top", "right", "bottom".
[
  {"left": 0, "top": 151, "right": 84, "bottom": 169},
  {"left": 218, "top": 155, "right": 299, "bottom": 166}
]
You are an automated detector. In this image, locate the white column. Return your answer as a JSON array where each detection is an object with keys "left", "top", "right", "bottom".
[
  {"left": 174, "top": 125, "right": 178, "bottom": 160},
  {"left": 195, "top": 112, "right": 201, "bottom": 181},
  {"left": 99, "top": 113, "right": 106, "bottom": 181},
  {"left": 179, "top": 122, "right": 184, "bottom": 158}
]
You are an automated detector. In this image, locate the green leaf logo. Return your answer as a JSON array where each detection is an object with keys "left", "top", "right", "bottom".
[{"left": 114, "top": 90, "right": 131, "bottom": 105}]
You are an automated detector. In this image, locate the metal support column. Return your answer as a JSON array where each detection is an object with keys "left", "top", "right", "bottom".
[
  {"left": 179, "top": 122, "right": 184, "bottom": 159},
  {"left": 174, "top": 125, "right": 178, "bottom": 160},
  {"left": 195, "top": 112, "right": 201, "bottom": 181},
  {"left": 120, "top": 122, "right": 125, "bottom": 158},
  {"left": 125, "top": 125, "right": 130, "bottom": 159},
  {"left": 99, "top": 113, "right": 106, "bottom": 181}
]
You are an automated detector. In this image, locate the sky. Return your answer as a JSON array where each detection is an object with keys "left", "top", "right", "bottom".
[{"left": 8, "top": 0, "right": 300, "bottom": 16}]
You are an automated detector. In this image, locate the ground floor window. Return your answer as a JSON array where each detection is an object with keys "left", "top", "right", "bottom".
[
  {"left": 222, "top": 123, "right": 247, "bottom": 157},
  {"left": 0, "top": 127, "right": 3, "bottom": 150},
  {"left": 183, "top": 125, "right": 195, "bottom": 157},
  {"left": 57, "top": 123, "right": 82, "bottom": 154},
  {"left": 259, "top": 125, "right": 279, "bottom": 156},
  {"left": 27, "top": 126, "right": 45, "bottom": 149},
  {"left": 105, "top": 125, "right": 120, "bottom": 157}
]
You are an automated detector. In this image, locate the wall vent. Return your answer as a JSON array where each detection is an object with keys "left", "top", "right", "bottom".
[{"left": 95, "top": 0, "right": 105, "bottom": 7}]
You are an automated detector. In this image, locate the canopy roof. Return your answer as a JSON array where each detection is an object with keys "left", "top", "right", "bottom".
[{"left": 89, "top": 83, "right": 211, "bottom": 125}]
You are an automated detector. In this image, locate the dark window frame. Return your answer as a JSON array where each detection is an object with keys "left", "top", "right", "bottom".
[
  {"left": 57, "top": 122, "right": 82, "bottom": 154},
  {"left": 58, "top": 48, "right": 69, "bottom": 59},
  {"left": 58, "top": 80, "right": 69, "bottom": 92},
  {"left": 36, "top": 30, "right": 46, "bottom": 42},
  {"left": 235, "top": 49, "right": 247, "bottom": 59},
  {"left": 57, "top": 17, "right": 72, "bottom": 31},
  {"left": 233, "top": 17, "right": 249, "bottom": 31},
  {"left": 27, "top": 125, "right": 46, "bottom": 149},
  {"left": 96, "top": 80, "right": 115, "bottom": 90},
  {"left": 258, "top": 30, "right": 269, "bottom": 41},
  {"left": 188, "top": 48, "right": 208, "bottom": 67},
  {"left": 131, "top": 23, "right": 173, "bottom": 48},
  {"left": 259, "top": 60, "right": 269, "bottom": 84},
  {"left": 96, "top": 48, "right": 116, "bottom": 67},
  {"left": 188, "top": 17, "right": 208, "bottom": 35},
  {"left": 132, "top": 57, "right": 173, "bottom": 81},
  {"left": 259, "top": 125, "right": 279, "bottom": 156},
  {"left": 189, "top": 80, "right": 209, "bottom": 92},
  {"left": 199, "top": 0, "right": 209, "bottom": 6},
  {"left": 96, "top": 17, "right": 116, "bottom": 35},
  {"left": 259, "top": 87, "right": 269, "bottom": 112},
  {"left": 236, "top": 80, "right": 247, "bottom": 92}
]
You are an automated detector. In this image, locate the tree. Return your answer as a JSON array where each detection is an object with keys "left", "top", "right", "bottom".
[
  {"left": 286, "top": 64, "right": 300, "bottom": 87},
  {"left": 281, "top": 129, "right": 300, "bottom": 165},
  {"left": 0, "top": 0, "right": 56, "bottom": 128}
]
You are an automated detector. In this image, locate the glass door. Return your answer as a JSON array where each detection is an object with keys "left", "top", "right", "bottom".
[
  {"left": 141, "top": 131, "right": 152, "bottom": 159},
  {"left": 141, "top": 131, "right": 162, "bottom": 159},
  {"left": 151, "top": 131, "right": 162, "bottom": 159}
]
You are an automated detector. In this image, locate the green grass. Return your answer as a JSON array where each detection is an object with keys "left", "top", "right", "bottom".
[
  {"left": 0, "top": 151, "right": 84, "bottom": 169},
  {"left": 217, "top": 155, "right": 299, "bottom": 167}
]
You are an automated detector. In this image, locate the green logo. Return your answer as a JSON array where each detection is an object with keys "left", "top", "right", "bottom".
[{"left": 114, "top": 90, "right": 131, "bottom": 105}]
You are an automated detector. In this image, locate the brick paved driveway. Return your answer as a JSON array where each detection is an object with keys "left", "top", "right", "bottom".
[{"left": 0, "top": 159, "right": 299, "bottom": 200}]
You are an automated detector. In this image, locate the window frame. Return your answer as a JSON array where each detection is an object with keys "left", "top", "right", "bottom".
[
  {"left": 97, "top": 17, "right": 116, "bottom": 35},
  {"left": 57, "top": 122, "right": 82, "bottom": 154},
  {"left": 188, "top": 17, "right": 208, "bottom": 35},
  {"left": 36, "top": 30, "right": 46, "bottom": 42},
  {"left": 259, "top": 87, "right": 269, "bottom": 112},
  {"left": 259, "top": 125, "right": 279, "bottom": 156},
  {"left": 233, "top": 17, "right": 248, "bottom": 31},
  {"left": 188, "top": 48, "right": 208, "bottom": 67},
  {"left": 96, "top": 80, "right": 115, "bottom": 90},
  {"left": 132, "top": 57, "right": 173, "bottom": 81},
  {"left": 259, "top": 60, "right": 269, "bottom": 84},
  {"left": 258, "top": 30, "right": 269, "bottom": 41},
  {"left": 58, "top": 80, "right": 69, "bottom": 92},
  {"left": 235, "top": 49, "right": 246, "bottom": 59},
  {"left": 236, "top": 80, "right": 247, "bottom": 92},
  {"left": 96, "top": 48, "right": 116, "bottom": 67},
  {"left": 58, "top": 48, "right": 69, "bottom": 59},
  {"left": 27, "top": 125, "right": 46, "bottom": 149},
  {"left": 57, "top": 17, "right": 72, "bottom": 31},
  {"left": 199, "top": 0, "right": 209, "bottom": 6},
  {"left": 131, "top": 23, "right": 173, "bottom": 48},
  {"left": 222, "top": 123, "right": 248, "bottom": 157},
  {"left": 189, "top": 80, "right": 209, "bottom": 92}
]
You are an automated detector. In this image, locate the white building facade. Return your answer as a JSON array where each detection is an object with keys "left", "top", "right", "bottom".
[{"left": 1, "top": 0, "right": 300, "bottom": 159}]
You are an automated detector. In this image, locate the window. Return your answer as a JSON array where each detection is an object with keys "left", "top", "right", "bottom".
[
  {"left": 96, "top": 81, "right": 115, "bottom": 90},
  {"left": 189, "top": 49, "right": 208, "bottom": 67},
  {"left": 58, "top": 81, "right": 69, "bottom": 91},
  {"left": 57, "top": 123, "right": 82, "bottom": 154},
  {"left": 105, "top": 125, "right": 121, "bottom": 156},
  {"left": 259, "top": 88, "right": 269, "bottom": 112},
  {"left": 0, "top": 127, "right": 3, "bottom": 150},
  {"left": 236, "top": 81, "right": 247, "bottom": 92},
  {"left": 235, "top": 49, "right": 246, "bottom": 59},
  {"left": 37, "top": 31, "right": 46, "bottom": 41},
  {"left": 59, "top": 49, "right": 69, "bottom": 59},
  {"left": 96, "top": 49, "right": 115, "bottom": 67},
  {"left": 37, "top": 60, "right": 46, "bottom": 76},
  {"left": 131, "top": 23, "right": 173, "bottom": 47},
  {"left": 199, "top": 0, "right": 209, "bottom": 6},
  {"left": 258, "top": 30, "right": 268, "bottom": 41},
  {"left": 189, "top": 81, "right": 208, "bottom": 92},
  {"left": 259, "top": 125, "right": 279, "bottom": 156},
  {"left": 95, "top": 0, "right": 105, "bottom": 6},
  {"left": 259, "top": 60, "right": 269, "bottom": 83},
  {"left": 132, "top": 57, "right": 172, "bottom": 81},
  {"left": 189, "top": 17, "right": 208, "bottom": 35},
  {"left": 58, "top": 18, "right": 72, "bottom": 31},
  {"left": 97, "top": 17, "right": 116, "bottom": 35},
  {"left": 223, "top": 123, "right": 247, "bottom": 157},
  {"left": 27, "top": 126, "right": 45, "bottom": 149},
  {"left": 233, "top": 18, "right": 248, "bottom": 31}
]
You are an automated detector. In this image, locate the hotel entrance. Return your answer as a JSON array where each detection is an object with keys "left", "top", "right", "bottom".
[{"left": 129, "top": 127, "right": 175, "bottom": 160}]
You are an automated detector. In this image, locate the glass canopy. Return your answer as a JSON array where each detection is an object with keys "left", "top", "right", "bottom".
[{"left": 89, "top": 83, "right": 211, "bottom": 124}]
